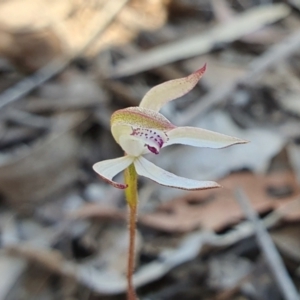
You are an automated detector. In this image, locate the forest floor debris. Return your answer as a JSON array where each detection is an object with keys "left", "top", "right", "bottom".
[{"left": 0, "top": 0, "right": 300, "bottom": 299}]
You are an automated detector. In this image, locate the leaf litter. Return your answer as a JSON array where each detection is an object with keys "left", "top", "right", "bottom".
[{"left": 0, "top": 0, "right": 300, "bottom": 299}]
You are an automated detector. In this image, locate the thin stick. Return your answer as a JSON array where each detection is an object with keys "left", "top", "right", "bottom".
[
  {"left": 178, "top": 28, "right": 300, "bottom": 126},
  {"left": 109, "top": 4, "right": 290, "bottom": 77},
  {"left": 235, "top": 188, "right": 299, "bottom": 300}
]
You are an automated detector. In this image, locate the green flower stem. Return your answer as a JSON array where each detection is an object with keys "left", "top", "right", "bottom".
[{"left": 124, "top": 163, "right": 138, "bottom": 300}]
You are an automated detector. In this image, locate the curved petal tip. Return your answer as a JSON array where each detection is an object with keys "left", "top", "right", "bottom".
[
  {"left": 96, "top": 172, "right": 128, "bottom": 189},
  {"left": 93, "top": 156, "right": 134, "bottom": 189},
  {"left": 193, "top": 63, "right": 206, "bottom": 77}
]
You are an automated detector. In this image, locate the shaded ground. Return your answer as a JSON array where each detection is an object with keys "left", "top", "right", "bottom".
[{"left": 0, "top": 0, "right": 300, "bottom": 299}]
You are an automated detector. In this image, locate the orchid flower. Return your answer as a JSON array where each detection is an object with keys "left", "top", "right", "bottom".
[
  {"left": 93, "top": 65, "right": 247, "bottom": 300},
  {"left": 93, "top": 65, "right": 246, "bottom": 191}
]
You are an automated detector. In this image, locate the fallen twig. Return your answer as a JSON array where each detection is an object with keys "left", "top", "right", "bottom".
[
  {"left": 235, "top": 188, "right": 299, "bottom": 300},
  {"left": 108, "top": 4, "right": 290, "bottom": 77},
  {"left": 177, "top": 28, "right": 300, "bottom": 126},
  {"left": 4, "top": 109, "right": 52, "bottom": 130},
  {"left": 5, "top": 198, "right": 300, "bottom": 295}
]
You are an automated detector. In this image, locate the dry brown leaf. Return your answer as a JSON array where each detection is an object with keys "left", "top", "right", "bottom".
[
  {"left": 68, "top": 203, "right": 126, "bottom": 220},
  {"left": 277, "top": 199, "right": 300, "bottom": 222},
  {"left": 140, "top": 172, "right": 300, "bottom": 233},
  {"left": 7, "top": 245, "right": 67, "bottom": 275},
  {"left": 272, "top": 225, "right": 300, "bottom": 262},
  {"left": 0, "top": 0, "right": 170, "bottom": 71}
]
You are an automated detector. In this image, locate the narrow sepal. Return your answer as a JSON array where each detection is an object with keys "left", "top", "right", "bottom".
[
  {"left": 139, "top": 65, "right": 206, "bottom": 112},
  {"left": 134, "top": 156, "right": 220, "bottom": 190},
  {"left": 93, "top": 156, "right": 134, "bottom": 189},
  {"left": 166, "top": 126, "right": 248, "bottom": 148}
]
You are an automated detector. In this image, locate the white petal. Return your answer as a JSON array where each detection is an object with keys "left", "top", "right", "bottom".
[
  {"left": 93, "top": 156, "right": 134, "bottom": 189},
  {"left": 166, "top": 127, "right": 248, "bottom": 148},
  {"left": 134, "top": 156, "right": 220, "bottom": 190},
  {"left": 139, "top": 65, "right": 206, "bottom": 112}
]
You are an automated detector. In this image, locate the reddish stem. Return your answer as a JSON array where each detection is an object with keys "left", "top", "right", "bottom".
[{"left": 127, "top": 204, "right": 137, "bottom": 300}]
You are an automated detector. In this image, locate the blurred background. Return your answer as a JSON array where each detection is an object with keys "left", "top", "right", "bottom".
[{"left": 0, "top": 0, "right": 300, "bottom": 299}]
